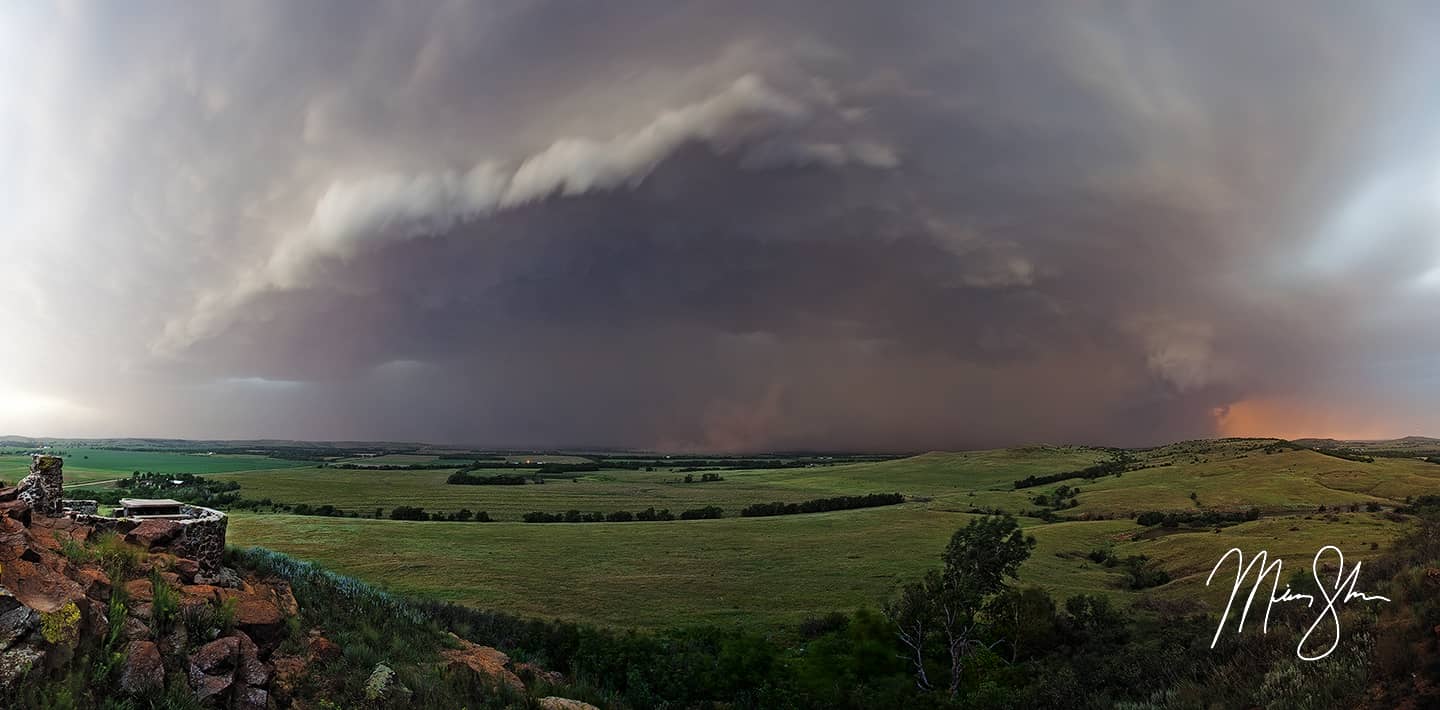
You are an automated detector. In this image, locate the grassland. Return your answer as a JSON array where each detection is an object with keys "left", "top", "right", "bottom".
[
  {"left": 8, "top": 438, "right": 1436, "bottom": 632},
  {"left": 228, "top": 508, "right": 1144, "bottom": 628}
]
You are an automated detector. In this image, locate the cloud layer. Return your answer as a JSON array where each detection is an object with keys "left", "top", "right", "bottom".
[{"left": 5, "top": 1, "right": 1440, "bottom": 450}]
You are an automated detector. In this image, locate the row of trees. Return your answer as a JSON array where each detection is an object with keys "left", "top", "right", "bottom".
[
  {"left": 740, "top": 493, "right": 903, "bottom": 517},
  {"left": 1134, "top": 507, "right": 1259, "bottom": 527},
  {"left": 445, "top": 470, "right": 533, "bottom": 485},
  {"left": 1011, "top": 452, "right": 1135, "bottom": 489},
  {"left": 390, "top": 506, "right": 492, "bottom": 522},
  {"left": 521, "top": 505, "right": 724, "bottom": 523}
]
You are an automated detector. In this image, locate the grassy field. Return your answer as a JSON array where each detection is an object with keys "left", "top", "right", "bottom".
[
  {"left": 7, "top": 439, "right": 1432, "bottom": 631},
  {"left": 212, "top": 446, "right": 1112, "bottom": 520},
  {"left": 225, "top": 505, "right": 1401, "bottom": 629},
  {"left": 228, "top": 508, "right": 1144, "bottom": 628}
]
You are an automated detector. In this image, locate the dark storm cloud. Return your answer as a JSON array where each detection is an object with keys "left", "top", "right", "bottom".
[{"left": 6, "top": 1, "right": 1440, "bottom": 448}]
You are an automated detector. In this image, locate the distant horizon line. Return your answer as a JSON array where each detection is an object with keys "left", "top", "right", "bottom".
[{"left": 3, "top": 432, "right": 1437, "bottom": 457}]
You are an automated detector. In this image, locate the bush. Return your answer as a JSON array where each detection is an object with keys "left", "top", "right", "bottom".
[
  {"left": 390, "top": 506, "right": 428, "bottom": 521},
  {"left": 150, "top": 568, "right": 180, "bottom": 639},
  {"left": 446, "top": 471, "right": 529, "bottom": 486},
  {"left": 679, "top": 506, "right": 724, "bottom": 520}
]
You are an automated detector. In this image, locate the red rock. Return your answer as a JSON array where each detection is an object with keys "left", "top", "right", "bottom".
[
  {"left": 188, "top": 635, "right": 240, "bottom": 699},
  {"left": 234, "top": 596, "right": 283, "bottom": 626},
  {"left": 120, "top": 640, "right": 164, "bottom": 694},
  {"left": 517, "top": 661, "right": 565, "bottom": 686},
  {"left": 0, "top": 554, "right": 87, "bottom": 613},
  {"left": 0, "top": 500, "right": 31, "bottom": 525},
  {"left": 179, "top": 584, "right": 222, "bottom": 605},
  {"left": 236, "top": 632, "right": 270, "bottom": 686},
  {"left": 308, "top": 634, "right": 342, "bottom": 663},
  {"left": 125, "top": 520, "right": 182, "bottom": 550},
  {"left": 75, "top": 568, "right": 111, "bottom": 601},
  {"left": 269, "top": 653, "right": 308, "bottom": 703},
  {"left": 124, "top": 579, "right": 154, "bottom": 603},
  {"left": 121, "top": 616, "right": 150, "bottom": 642},
  {"left": 0, "top": 486, "right": 16, "bottom": 502},
  {"left": 439, "top": 635, "right": 524, "bottom": 693},
  {"left": 273, "top": 581, "right": 299, "bottom": 617},
  {"left": 171, "top": 557, "right": 200, "bottom": 582},
  {"left": 234, "top": 595, "right": 286, "bottom": 647}
]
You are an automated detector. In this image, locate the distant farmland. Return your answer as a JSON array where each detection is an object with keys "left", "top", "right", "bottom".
[{"left": 12, "top": 439, "right": 1437, "bottom": 630}]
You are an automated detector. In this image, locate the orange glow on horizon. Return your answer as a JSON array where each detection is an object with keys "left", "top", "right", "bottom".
[{"left": 1212, "top": 397, "right": 1406, "bottom": 441}]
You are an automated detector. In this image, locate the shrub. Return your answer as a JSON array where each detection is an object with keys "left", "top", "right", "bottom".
[
  {"left": 150, "top": 568, "right": 180, "bottom": 638},
  {"left": 390, "top": 506, "right": 428, "bottom": 521}
]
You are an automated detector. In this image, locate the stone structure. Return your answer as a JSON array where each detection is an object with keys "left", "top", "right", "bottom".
[
  {"left": 16, "top": 454, "right": 230, "bottom": 570},
  {"left": 171, "top": 505, "right": 229, "bottom": 571},
  {"left": 16, "top": 455, "right": 64, "bottom": 516},
  {"left": 62, "top": 500, "right": 98, "bottom": 515}
]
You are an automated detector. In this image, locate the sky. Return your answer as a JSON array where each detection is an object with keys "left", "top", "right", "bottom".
[{"left": 3, "top": 1, "right": 1440, "bottom": 451}]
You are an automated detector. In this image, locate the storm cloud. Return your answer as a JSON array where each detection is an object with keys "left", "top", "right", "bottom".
[{"left": 4, "top": 1, "right": 1440, "bottom": 450}]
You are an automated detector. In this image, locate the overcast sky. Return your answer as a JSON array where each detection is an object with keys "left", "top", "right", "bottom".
[{"left": 4, "top": 1, "right": 1440, "bottom": 450}]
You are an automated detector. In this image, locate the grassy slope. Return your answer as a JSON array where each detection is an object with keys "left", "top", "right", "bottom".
[{"left": 228, "top": 508, "right": 1137, "bottom": 629}]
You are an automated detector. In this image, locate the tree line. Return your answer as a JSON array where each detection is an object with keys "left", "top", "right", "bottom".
[
  {"left": 521, "top": 506, "right": 724, "bottom": 523},
  {"left": 1011, "top": 452, "right": 1135, "bottom": 489},
  {"left": 740, "top": 492, "right": 903, "bottom": 517},
  {"left": 1134, "top": 507, "right": 1260, "bottom": 528},
  {"left": 445, "top": 470, "right": 534, "bottom": 485}
]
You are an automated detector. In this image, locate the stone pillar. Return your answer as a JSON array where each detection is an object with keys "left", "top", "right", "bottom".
[{"left": 17, "top": 455, "right": 64, "bottom": 516}]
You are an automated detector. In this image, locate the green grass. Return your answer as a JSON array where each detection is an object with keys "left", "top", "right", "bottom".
[
  {"left": 215, "top": 467, "right": 837, "bottom": 519},
  {"left": 27, "top": 438, "right": 1424, "bottom": 633},
  {"left": 1065, "top": 449, "right": 1440, "bottom": 516},
  {"left": 222, "top": 439, "right": 1440, "bottom": 631},
  {"left": 228, "top": 507, "right": 1138, "bottom": 629}
]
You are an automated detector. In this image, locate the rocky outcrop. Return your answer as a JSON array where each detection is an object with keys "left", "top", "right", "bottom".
[
  {"left": 538, "top": 697, "right": 602, "bottom": 710},
  {"left": 186, "top": 633, "right": 271, "bottom": 708},
  {"left": 0, "top": 458, "right": 577, "bottom": 708},
  {"left": 125, "top": 519, "right": 184, "bottom": 550},
  {"left": 0, "top": 495, "right": 288, "bottom": 704},
  {"left": 120, "top": 640, "right": 164, "bottom": 693},
  {"left": 16, "top": 456, "right": 63, "bottom": 517},
  {"left": 439, "top": 633, "right": 526, "bottom": 693}
]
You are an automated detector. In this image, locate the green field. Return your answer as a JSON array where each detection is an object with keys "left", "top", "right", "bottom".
[
  {"left": 10, "top": 439, "right": 1435, "bottom": 631},
  {"left": 228, "top": 508, "right": 1145, "bottom": 628},
  {"left": 0, "top": 447, "right": 310, "bottom": 488}
]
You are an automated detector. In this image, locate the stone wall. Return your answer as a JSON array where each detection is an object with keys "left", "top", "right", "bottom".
[
  {"left": 174, "top": 505, "right": 229, "bottom": 571},
  {"left": 37, "top": 455, "right": 230, "bottom": 570},
  {"left": 16, "top": 455, "right": 64, "bottom": 516},
  {"left": 62, "top": 500, "right": 98, "bottom": 515}
]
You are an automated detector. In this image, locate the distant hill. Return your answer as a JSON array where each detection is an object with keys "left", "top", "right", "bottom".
[{"left": 1293, "top": 436, "right": 1440, "bottom": 457}]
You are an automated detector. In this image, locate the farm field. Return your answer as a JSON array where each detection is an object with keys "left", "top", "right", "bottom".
[{"left": 0, "top": 447, "right": 312, "bottom": 486}]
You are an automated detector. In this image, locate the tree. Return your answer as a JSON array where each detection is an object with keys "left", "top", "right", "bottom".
[
  {"left": 885, "top": 514, "right": 1036, "bottom": 698},
  {"left": 883, "top": 571, "right": 938, "bottom": 690}
]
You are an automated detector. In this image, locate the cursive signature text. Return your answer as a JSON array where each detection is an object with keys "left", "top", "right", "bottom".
[{"left": 1205, "top": 545, "right": 1390, "bottom": 660}]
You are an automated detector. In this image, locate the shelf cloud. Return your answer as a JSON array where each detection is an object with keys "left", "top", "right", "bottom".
[{"left": 5, "top": 1, "right": 1440, "bottom": 449}]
